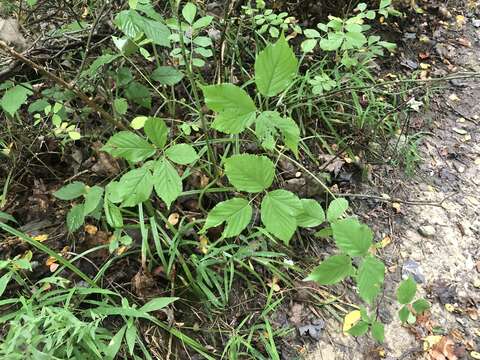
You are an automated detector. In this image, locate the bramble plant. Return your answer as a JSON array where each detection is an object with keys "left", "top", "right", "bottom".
[{"left": 397, "top": 277, "right": 431, "bottom": 324}]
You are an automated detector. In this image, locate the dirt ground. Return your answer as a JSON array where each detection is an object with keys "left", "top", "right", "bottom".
[{"left": 306, "top": 6, "right": 480, "bottom": 360}]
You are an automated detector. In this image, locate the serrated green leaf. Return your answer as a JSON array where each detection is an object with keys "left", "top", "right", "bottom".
[
  {"left": 305, "top": 255, "right": 353, "bottom": 285},
  {"left": 347, "top": 320, "right": 369, "bottom": 336},
  {"left": 115, "top": 167, "right": 154, "bottom": 207},
  {"left": 152, "top": 158, "right": 182, "bottom": 208},
  {"left": 102, "top": 131, "right": 155, "bottom": 163},
  {"left": 357, "top": 255, "right": 385, "bottom": 304},
  {"left": 165, "top": 144, "right": 198, "bottom": 165},
  {"left": 397, "top": 277, "right": 417, "bottom": 305},
  {"left": 114, "top": 98, "right": 128, "bottom": 115},
  {"left": 67, "top": 204, "right": 85, "bottom": 232},
  {"left": 261, "top": 189, "right": 302, "bottom": 244},
  {"left": 412, "top": 299, "right": 430, "bottom": 314},
  {"left": 115, "top": 10, "right": 170, "bottom": 47},
  {"left": 224, "top": 154, "right": 274, "bottom": 193},
  {"left": 53, "top": 182, "right": 86, "bottom": 200},
  {"left": 327, "top": 198, "right": 349, "bottom": 222},
  {"left": 371, "top": 321, "right": 385, "bottom": 343},
  {"left": 202, "top": 198, "right": 252, "bottom": 238},
  {"left": 202, "top": 84, "right": 257, "bottom": 134},
  {"left": 83, "top": 186, "right": 104, "bottom": 215},
  {"left": 296, "top": 199, "right": 325, "bottom": 228},
  {"left": 144, "top": 117, "right": 168, "bottom": 149},
  {"left": 1, "top": 85, "right": 33, "bottom": 116},
  {"left": 331, "top": 218, "right": 372, "bottom": 256},
  {"left": 255, "top": 34, "right": 298, "bottom": 97},
  {"left": 151, "top": 66, "right": 184, "bottom": 85}
]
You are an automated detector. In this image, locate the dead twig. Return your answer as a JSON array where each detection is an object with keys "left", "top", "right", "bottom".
[{"left": 0, "top": 40, "right": 126, "bottom": 130}]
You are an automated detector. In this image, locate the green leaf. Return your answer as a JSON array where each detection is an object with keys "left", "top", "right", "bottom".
[
  {"left": 326, "top": 198, "right": 349, "bottom": 222},
  {"left": 0, "top": 273, "right": 12, "bottom": 298},
  {"left": 202, "top": 84, "right": 257, "bottom": 134},
  {"left": 105, "top": 325, "right": 126, "bottom": 360},
  {"left": 142, "top": 19, "right": 171, "bottom": 47},
  {"left": 67, "top": 204, "right": 85, "bottom": 232},
  {"left": 343, "top": 31, "right": 367, "bottom": 49},
  {"left": 192, "top": 15, "right": 213, "bottom": 29},
  {"left": 125, "top": 81, "right": 151, "bottom": 109},
  {"left": 130, "top": 116, "right": 148, "bottom": 129},
  {"left": 296, "top": 199, "right": 325, "bottom": 228},
  {"left": 115, "top": 167, "right": 154, "bottom": 207},
  {"left": 224, "top": 154, "right": 274, "bottom": 193},
  {"left": 319, "top": 32, "right": 344, "bottom": 51},
  {"left": 53, "top": 182, "right": 86, "bottom": 200},
  {"left": 1, "top": 85, "right": 33, "bottom": 116},
  {"left": 104, "top": 200, "right": 124, "bottom": 228},
  {"left": 331, "top": 218, "right": 372, "bottom": 256},
  {"left": 114, "top": 98, "right": 128, "bottom": 115},
  {"left": 0, "top": 211, "right": 16, "bottom": 224},
  {"left": 357, "top": 255, "right": 385, "bottom": 304},
  {"left": 301, "top": 38, "right": 318, "bottom": 53},
  {"left": 115, "top": 10, "right": 170, "bottom": 47},
  {"left": 165, "top": 144, "right": 199, "bottom": 165},
  {"left": 202, "top": 198, "right": 252, "bottom": 238},
  {"left": 305, "top": 255, "right": 353, "bottom": 285},
  {"left": 152, "top": 158, "right": 182, "bottom": 208},
  {"left": 371, "top": 321, "right": 385, "bottom": 343},
  {"left": 140, "top": 297, "right": 179, "bottom": 312},
  {"left": 182, "top": 3, "right": 197, "bottom": 24},
  {"left": 144, "top": 117, "right": 168, "bottom": 148},
  {"left": 102, "top": 131, "right": 155, "bottom": 163},
  {"left": 397, "top": 277, "right": 417, "bottom": 305},
  {"left": 83, "top": 186, "right": 104, "bottom": 215},
  {"left": 255, "top": 111, "right": 300, "bottom": 156},
  {"left": 151, "top": 66, "right": 184, "bottom": 85},
  {"left": 261, "top": 189, "right": 302, "bottom": 244},
  {"left": 255, "top": 34, "right": 298, "bottom": 97},
  {"left": 125, "top": 323, "right": 137, "bottom": 355},
  {"left": 412, "top": 299, "right": 430, "bottom": 314},
  {"left": 398, "top": 305, "right": 410, "bottom": 323},
  {"left": 347, "top": 320, "right": 369, "bottom": 336}
]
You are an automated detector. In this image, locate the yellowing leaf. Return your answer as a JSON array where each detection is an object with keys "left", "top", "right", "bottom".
[
  {"left": 379, "top": 236, "right": 392, "bottom": 248},
  {"left": 84, "top": 224, "right": 98, "bottom": 235},
  {"left": 445, "top": 303, "right": 455, "bottom": 312},
  {"left": 32, "top": 234, "right": 49, "bottom": 242},
  {"left": 117, "top": 246, "right": 128, "bottom": 255},
  {"left": 166, "top": 213, "right": 179, "bottom": 227},
  {"left": 423, "top": 335, "right": 442, "bottom": 350},
  {"left": 199, "top": 235, "right": 208, "bottom": 254},
  {"left": 343, "top": 310, "right": 361, "bottom": 334}
]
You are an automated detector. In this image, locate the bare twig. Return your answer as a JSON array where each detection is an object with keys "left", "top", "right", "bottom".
[{"left": 0, "top": 40, "right": 125, "bottom": 130}]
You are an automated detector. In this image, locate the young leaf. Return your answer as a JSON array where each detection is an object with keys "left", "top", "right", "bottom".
[
  {"left": 398, "top": 305, "right": 410, "bottom": 323},
  {"left": 116, "top": 167, "right": 154, "bottom": 207},
  {"left": 67, "top": 204, "right": 86, "bottom": 232},
  {"left": 224, "top": 154, "right": 274, "bottom": 193},
  {"left": 152, "top": 158, "right": 182, "bottom": 208},
  {"left": 202, "top": 84, "right": 257, "bottom": 134},
  {"left": 255, "top": 34, "right": 298, "bottom": 97},
  {"left": 102, "top": 131, "right": 155, "bottom": 163},
  {"left": 412, "top": 299, "right": 430, "bottom": 314},
  {"left": 144, "top": 117, "right": 168, "bottom": 149},
  {"left": 296, "top": 199, "right": 325, "bottom": 228},
  {"left": 326, "top": 198, "right": 349, "bottom": 222},
  {"left": 83, "top": 186, "right": 104, "bottom": 215},
  {"left": 255, "top": 111, "right": 300, "bottom": 156},
  {"left": 397, "top": 277, "right": 417, "bottom": 305},
  {"left": 305, "top": 255, "right": 353, "bottom": 285},
  {"left": 53, "top": 182, "right": 86, "bottom": 200},
  {"left": 331, "top": 218, "right": 372, "bottom": 256},
  {"left": 371, "top": 321, "right": 385, "bottom": 343},
  {"left": 357, "top": 255, "right": 385, "bottom": 304},
  {"left": 151, "top": 66, "right": 184, "bottom": 85},
  {"left": 260, "top": 189, "right": 302, "bottom": 244},
  {"left": 165, "top": 144, "right": 199, "bottom": 165},
  {"left": 113, "top": 98, "right": 128, "bottom": 115},
  {"left": 202, "top": 198, "right": 252, "bottom": 238},
  {"left": 1, "top": 85, "right": 33, "bottom": 116},
  {"left": 139, "top": 297, "right": 179, "bottom": 312}
]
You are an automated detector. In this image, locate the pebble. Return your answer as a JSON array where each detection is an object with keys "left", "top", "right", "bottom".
[
  {"left": 418, "top": 225, "right": 436, "bottom": 238},
  {"left": 473, "top": 19, "right": 480, "bottom": 28},
  {"left": 402, "top": 259, "right": 426, "bottom": 283}
]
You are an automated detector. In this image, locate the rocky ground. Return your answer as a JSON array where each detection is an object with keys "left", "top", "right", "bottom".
[{"left": 306, "top": 4, "right": 480, "bottom": 360}]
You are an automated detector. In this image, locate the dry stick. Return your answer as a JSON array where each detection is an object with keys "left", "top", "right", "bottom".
[{"left": 0, "top": 40, "right": 126, "bottom": 130}]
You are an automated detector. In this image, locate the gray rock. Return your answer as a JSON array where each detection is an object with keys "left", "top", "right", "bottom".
[
  {"left": 418, "top": 225, "right": 436, "bottom": 238},
  {"left": 472, "top": 19, "right": 480, "bottom": 28},
  {"left": 402, "top": 259, "right": 426, "bottom": 283}
]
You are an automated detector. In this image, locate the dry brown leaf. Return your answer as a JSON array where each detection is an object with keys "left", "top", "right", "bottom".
[{"left": 166, "top": 213, "right": 180, "bottom": 227}]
